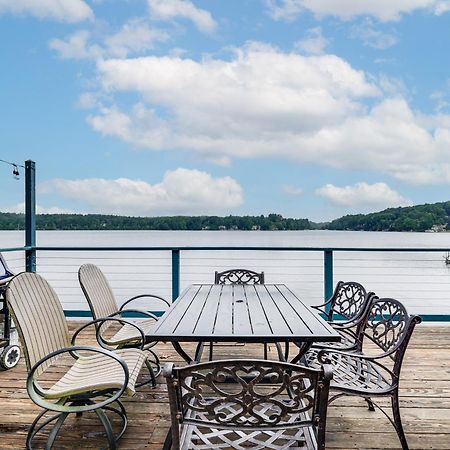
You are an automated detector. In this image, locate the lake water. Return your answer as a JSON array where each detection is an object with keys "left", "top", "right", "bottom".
[{"left": 1, "top": 230, "right": 449, "bottom": 318}]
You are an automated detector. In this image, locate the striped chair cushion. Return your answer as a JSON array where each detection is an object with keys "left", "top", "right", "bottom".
[
  {"left": 78, "top": 264, "right": 118, "bottom": 329},
  {"left": 108, "top": 318, "right": 157, "bottom": 346},
  {"left": 6, "top": 272, "right": 71, "bottom": 375},
  {"left": 45, "top": 348, "right": 147, "bottom": 398}
]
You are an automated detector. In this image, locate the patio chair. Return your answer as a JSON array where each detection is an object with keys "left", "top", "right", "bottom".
[
  {"left": 215, "top": 268, "right": 265, "bottom": 284},
  {"left": 5, "top": 271, "right": 147, "bottom": 449},
  {"left": 164, "top": 359, "right": 333, "bottom": 450},
  {"left": 211, "top": 268, "right": 272, "bottom": 361},
  {"left": 306, "top": 297, "right": 421, "bottom": 450},
  {"left": 78, "top": 263, "right": 170, "bottom": 385},
  {"left": 310, "top": 281, "right": 375, "bottom": 352}
]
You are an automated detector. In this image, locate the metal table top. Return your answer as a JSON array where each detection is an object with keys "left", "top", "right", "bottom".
[{"left": 152, "top": 284, "right": 340, "bottom": 343}]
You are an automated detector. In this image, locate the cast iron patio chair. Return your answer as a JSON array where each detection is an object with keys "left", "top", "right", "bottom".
[
  {"left": 164, "top": 359, "right": 333, "bottom": 450},
  {"left": 214, "top": 268, "right": 265, "bottom": 285},
  {"left": 211, "top": 268, "right": 272, "bottom": 361},
  {"left": 306, "top": 296, "right": 421, "bottom": 450},
  {"left": 5, "top": 272, "right": 147, "bottom": 449},
  {"left": 78, "top": 263, "right": 170, "bottom": 385},
  {"left": 310, "top": 281, "right": 375, "bottom": 352}
]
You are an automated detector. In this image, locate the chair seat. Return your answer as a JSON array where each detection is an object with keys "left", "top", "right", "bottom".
[
  {"left": 305, "top": 350, "right": 392, "bottom": 394},
  {"left": 45, "top": 348, "right": 146, "bottom": 399},
  {"left": 309, "top": 330, "right": 356, "bottom": 351},
  {"left": 181, "top": 401, "right": 317, "bottom": 450},
  {"left": 109, "top": 318, "right": 157, "bottom": 346}
]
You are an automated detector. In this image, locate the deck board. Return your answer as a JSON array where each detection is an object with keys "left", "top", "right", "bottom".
[{"left": 0, "top": 324, "right": 449, "bottom": 449}]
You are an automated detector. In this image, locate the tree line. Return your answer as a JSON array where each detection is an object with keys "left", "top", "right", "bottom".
[
  {"left": 0, "top": 213, "right": 313, "bottom": 231},
  {"left": 0, "top": 201, "right": 449, "bottom": 232},
  {"left": 327, "top": 201, "right": 450, "bottom": 232}
]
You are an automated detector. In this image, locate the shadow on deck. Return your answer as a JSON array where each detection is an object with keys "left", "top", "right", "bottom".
[{"left": 0, "top": 324, "right": 449, "bottom": 449}]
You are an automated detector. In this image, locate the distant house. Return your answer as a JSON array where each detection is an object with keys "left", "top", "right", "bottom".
[{"left": 429, "top": 224, "right": 447, "bottom": 232}]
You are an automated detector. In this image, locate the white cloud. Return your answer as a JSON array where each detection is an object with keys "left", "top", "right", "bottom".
[
  {"left": 86, "top": 43, "right": 450, "bottom": 184},
  {"left": 295, "top": 27, "right": 329, "bottom": 55},
  {"left": 38, "top": 169, "right": 244, "bottom": 215},
  {"left": 316, "top": 182, "right": 412, "bottom": 208},
  {"left": 265, "top": 0, "right": 450, "bottom": 22},
  {"left": 283, "top": 185, "right": 304, "bottom": 196},
  {"left": 50, "top": 20, "right": 169, "bottom": 60},
  {"left": 104, "top": 19, "right": 170, "bottom": 58},
  {"left": 2, "top": 202, "right": 74, "bottom": 214},
  {"left": 350, "top": 20, "right": 398, "bottom": 49},
  {"left": 148, "top": 0, "right": 217, "bottom": 33},
  {"left": 0, "top": 0, "right": 93, "bottom": 23},
  {"left": 49, "top": 30, "right": 100, "bottom": 60}
]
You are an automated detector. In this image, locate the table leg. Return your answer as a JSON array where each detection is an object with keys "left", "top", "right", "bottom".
[
  {"left": 290, "top": 342, "right": 313, "bottom": 365},
  {"left": 171, "top": 342, "right": 193, "bottom": 364},
  {"left": 171, "top": 341, "right": 206, "bottom": 364},
  {"left": 194, "top": 342, "right": 204, "bottom": 362}
]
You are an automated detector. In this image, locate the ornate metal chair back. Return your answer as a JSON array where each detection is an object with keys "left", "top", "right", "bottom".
[
  {"left": 5, "top": 272, "right": 71, "bottom": 375},
  {"left": 164, "top": 359, "right": 332, "bottom": 450},
  {"left": 325, "top": 280, "right": 372, "bottom": 322},
  {"left": 214, "top": 269, "right": 265, "bottom": 285},
  {"left": 78, "top": 263, "right": 118, "bottom": 331},
  {"left": 362, "top": 297, "right": 422, "bottom": 372}
]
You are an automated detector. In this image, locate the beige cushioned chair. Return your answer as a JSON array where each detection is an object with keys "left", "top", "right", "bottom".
[
  {"left": 6, "top": 272, "right": 147, "bottom": 449},
  {"left": 78, "top": 263, "right": 170, "bottom": 385}
]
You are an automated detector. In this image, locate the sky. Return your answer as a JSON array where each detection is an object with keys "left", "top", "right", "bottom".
[{"left": 1, "top": 0, "right": 450, "bottom": 222}]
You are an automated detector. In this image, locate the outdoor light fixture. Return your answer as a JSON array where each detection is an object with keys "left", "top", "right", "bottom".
[{"left": 0, "top": 159, "right": 23, "bottom": 180}]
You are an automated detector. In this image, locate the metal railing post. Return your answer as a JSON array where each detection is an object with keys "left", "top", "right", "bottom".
[
  {"left": 25, "top": 160, "right": 36, "bottom": 273},
  {"left": 172, "top": 249, "right": 180, "bottom": 302},
  {"left": 324, "top": 249, "right": 333, "bottom": 313}
]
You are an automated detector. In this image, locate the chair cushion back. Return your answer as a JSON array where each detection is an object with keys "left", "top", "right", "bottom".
[
  {"left": 5, "top": 272, "right": 70, "bottom": 375},
  {"left": 215, "top": 269, "right": 265, "bottom": 285},
  {"left": 78, "top": 264, "right": 118, "bottom": 327}
]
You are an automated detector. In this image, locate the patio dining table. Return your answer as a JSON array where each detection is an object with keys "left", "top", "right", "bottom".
[{"left": 152, "top": 283, "right": 340, "bottom": 364}]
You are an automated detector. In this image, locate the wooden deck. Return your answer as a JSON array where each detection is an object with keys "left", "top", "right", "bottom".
[{"left": 0, "top": 324, "right": 449, "bottom": 449}]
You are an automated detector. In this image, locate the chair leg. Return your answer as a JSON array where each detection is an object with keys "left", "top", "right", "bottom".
[
  {"left": 263, "top": 343, "right": 268, "bottom": 360},
  {"left": 94, "top": 408, "right": 117, "bottom": 450},
  {"left": 146, "top": 358, "right": 158, "bottom": 387},
  {"left": 163, "top": 427, "right": 173, "bottom": 450},
  {"left": 365, "top": 397, "right": 375, "bottom": 411},
  {"left": 104, "top": 399, "right": 128, "bottom": 442},
  {"left": 27, "top": 409, "right": 54, "bottom": 450},
  {"left": 209, "top": 342, "right": 214, "bottom": 361},
  {"left": 391, "top": 390, "right": 409, "bottom": 450},
  {"left": 147, "top": 349, "right": 162, "bottom": 378},
  {"left": 44, "top": 412, "right": 69, "bottom": 450}
]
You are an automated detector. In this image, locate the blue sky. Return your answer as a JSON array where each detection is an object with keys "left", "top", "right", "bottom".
[{"left": 1, "top": 0, "right": 450, "bottom": 221}]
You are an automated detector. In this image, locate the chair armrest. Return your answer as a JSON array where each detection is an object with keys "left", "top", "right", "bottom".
[
  {"left": 111, "top": 309, "right": 159, "bottom": 321},
  {"left": 311, "top": 299, "right": 332, "bottom": 311},
  {"left": 71, "top": 317, "right": 146, "bottom": 350},
  {"left": 317, "top": 347, "right": 389, "bottom": 363},
  {"left": 27, "top": 345, "right": 129, "bottom": 413},
  {"left": 119, "top": 294, "right": 170, "bottom": 312}
]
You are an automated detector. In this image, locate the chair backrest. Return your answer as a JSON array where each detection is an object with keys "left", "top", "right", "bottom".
[
  {"left": 5, "top": 272, "right": 71, "bottom": 375},
  {"left": 165, "top": 359, "right": 332, "bottom": 449},
  {"left": 326, "top": 280, "right": 371, "bottom": 322},
  {"left": 362, "top": 297, "right": 421, "bottom": 372},
  {"left": 78, "top": 264, "right": 118, "bottom": 328},
  {"left": 214, "top": 269, "right": 265, "bottom": 285}
]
